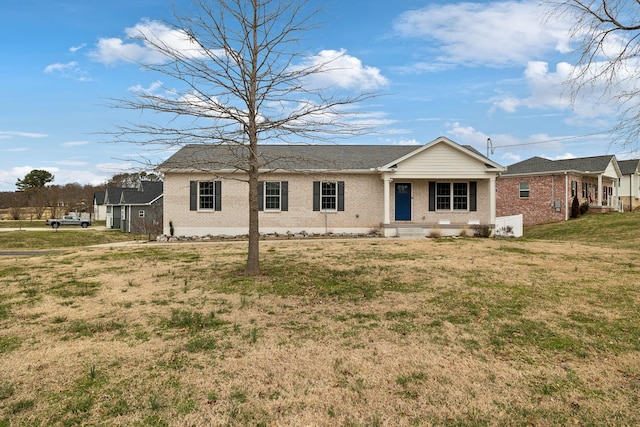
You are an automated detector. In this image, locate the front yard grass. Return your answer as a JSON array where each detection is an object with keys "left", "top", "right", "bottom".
[
  {"left": 0, "top": 213, "right": 639, "bottom": 425},
  {"left": 0, "top": 229, "right": 143, "bottom": 250}
]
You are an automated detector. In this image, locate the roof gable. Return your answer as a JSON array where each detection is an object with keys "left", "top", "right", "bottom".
[{"left": 380, "top": 136, "right": 504, "bottom": 171}]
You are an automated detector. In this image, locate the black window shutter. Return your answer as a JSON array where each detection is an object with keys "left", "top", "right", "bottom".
[
  {"left": 214, "top": 181, "right": 222, "bottom": 211},
  {"left": 337, "top": 181, "right": 345, "bottom": 211},
  {"left": 428, "top": 182, "right": 436, "bottom": 211},
  {"left": 190, "top": 181, "right": 197, "bottom": 211},
  {"left": 258, "top": 181, "right": 264, "bottom": 211},
  {"left": 281, "top": 181, "right": 288, "bottom": 211},
  {"left": 313, "top": 181, "right": 320, "bottom": 211},
  {"left": 469, "top": 181, "right": 477, "bottom": 212}
]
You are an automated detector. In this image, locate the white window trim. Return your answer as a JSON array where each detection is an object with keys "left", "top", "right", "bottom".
[
  {"left": 264, "top": 181, "right": 281, "bottom": 212},
  {"left": 519, "top": 182, "right": 530, "bottom": 199},
  {"left": 321, "top": 181, "right": 338, "bottom": 212},
  {"left": 436, "top": 182, "right": 469, "bottom": 212},
  {"left": 198, "top": 181, "right": 215, "bottom": 211}
]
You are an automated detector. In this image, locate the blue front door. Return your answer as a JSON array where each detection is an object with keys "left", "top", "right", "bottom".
[{"left": 395, "top": 183, "right": 412, "bottom": 221}]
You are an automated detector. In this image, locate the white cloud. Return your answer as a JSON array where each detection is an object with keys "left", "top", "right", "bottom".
[
  {"left": 445, "top": 122, "right": 572, "bottom": 159},
  {"left": 62, "top": 141, "right": 90, "bottom": 147},
  {"left": 544, "top": 153, "right": 577, "bottom": 160},
  {"left": 294, "top": 49, "right": 389, "bottom": 91},
  {"left": 389, "top": 138, "right": 421, "bottom": 145},
  {"left": 491, "top": 61, "right": 622, "bottom": 127},
  {"left": 393, "top": 1, "right": 572, "bottom": 69},
  {"left": 0, "top": 131, "right": 48, "bottom": 139},
  {"left": 500, "top": 152, "right": 521, "bottom": 163},
  {"left": 69, "top": 43, "right": 86, "bottom": 53},
  {"left": 90, "top": 19, "right": 210, "bottom": 66},
  {"left": 0, "top": 166, "right": 42, "bottom": 191},
  {"left": 55, "top": 160, "right": 88, "bottom": 166},
  {"left": 128, "top": 80, "right": 164, "bottom": 94},
  {"left": 43, "top": 61, "right": 90, "bottom": 81},
  {"left": 491, "top": 61, "right": 570, "bottom": 112}
]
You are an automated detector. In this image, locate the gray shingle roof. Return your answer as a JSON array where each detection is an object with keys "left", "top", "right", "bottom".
[
  {"left": 504, "top": 155, "right": 616, "bottom": 176},
  {"left": 105, "top": 182, "right": 163, "bottom": 206},
  {"left": 121, "top": 181, "right": 163, "bottom": 205},
  {"left": 159, "top": 142, "right": 490, "bottom": 172},
  {"left": 93, "top": 191, "right": 105, "bottom": 205},
  {"left": 618, "top": 159, "right": 640, "bottom": 175},
  {"left": 104, "top": 188, "right": 124, "bottom": 205}
]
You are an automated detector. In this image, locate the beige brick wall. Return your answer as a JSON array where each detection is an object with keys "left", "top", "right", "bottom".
[
  {"left": 164, "top": 172, "right": 495, "bottom": 236},
  {"left": 163, "top": 172, "right": 385, "bottom": 236}
]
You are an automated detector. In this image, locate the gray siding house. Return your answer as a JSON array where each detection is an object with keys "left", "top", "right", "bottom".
[
  {"left": 157, "top": 137, "right": 506, "bottom": 237},
  {"left": 104, "top": 181, "right": 163, "bottom": 234}
]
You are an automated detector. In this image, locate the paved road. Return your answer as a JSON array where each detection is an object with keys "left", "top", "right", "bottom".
[{"left": 0, "top": 226, "right": 108, "bottom": 232}]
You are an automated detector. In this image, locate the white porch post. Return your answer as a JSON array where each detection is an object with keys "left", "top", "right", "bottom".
[
  {"left": 565, "top": 173, "right": 569, "bottom": 221},
  {"left": 383, "top": 177, "right": 391, "bottom": 224},
  {"left": 597, "top": 174, "right": 603, "bottom": 206},
  {"left": 489, "top": 176, "right": 496, "bottom": 227}
]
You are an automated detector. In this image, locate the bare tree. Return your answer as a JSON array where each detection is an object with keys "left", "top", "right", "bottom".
[
  {"left": 545, "top": 0, "right": 640, "bottom": 144},
  {"left": 107, "top": 172, "right": 162, "bottom": 188},
  {"left": 111, "top": 0, "right": 377, "bottom": 275},
  {"left": 130, "top": 203, "right": 164, "bottom": 241}
]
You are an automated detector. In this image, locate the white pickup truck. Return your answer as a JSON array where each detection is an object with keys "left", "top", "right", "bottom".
[{"left": 46, "top": 215, "right": 91, "bottom": 229}]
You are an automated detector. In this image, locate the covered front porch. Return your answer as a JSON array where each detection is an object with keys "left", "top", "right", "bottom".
[{"left": 379, "top": 176, "right": 497, "bottom": 238}]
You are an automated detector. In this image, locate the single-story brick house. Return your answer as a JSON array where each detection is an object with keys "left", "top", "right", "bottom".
[
  {"left": 157, "top": 136, "right": 506, "bottom": 237},
  {"left": 496, "top": 155, "right": 622, "bottom": 226},
  {"left": 103, "top": 181, "right": 163, "bottom": 233},
  {"left": 617, "top": 159, "right": 640, "bottom": 212}
]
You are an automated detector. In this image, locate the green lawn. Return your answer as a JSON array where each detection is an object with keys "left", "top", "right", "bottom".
[
  {"left": 0, "top": 213, "right": 639, "bottom": 425},
  {"left": 525, "top": 211, "right": 640, "bottom": 249}
]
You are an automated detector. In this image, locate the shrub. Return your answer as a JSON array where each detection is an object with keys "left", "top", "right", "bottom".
[
  {"left": 571, "top": 196, "right": 580, "bottom": 219},
  {"left": 429, "top": 227, "right": 441, "bottom": 239},
  {"left": 580, "top": 202, "right": 590, "bottom": 215},
  {"left": 471, "top": 224, "right": 491, "bottom": 238}
]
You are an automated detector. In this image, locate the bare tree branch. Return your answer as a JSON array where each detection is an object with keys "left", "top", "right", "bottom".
[
  {"left": 545, "top": 0, "right": 640, "bottom": 146},
  {"left": 106, "top": 0, "right": 381, "bottom": 275}
]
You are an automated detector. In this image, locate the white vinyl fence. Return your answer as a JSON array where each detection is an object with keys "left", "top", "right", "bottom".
[{"left": 495, "top": 214, "right": 523, "bottom": 238}]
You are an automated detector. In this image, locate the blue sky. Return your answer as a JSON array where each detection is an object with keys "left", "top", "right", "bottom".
[{"left": 0, "top": 0, "right": 635, "bottom": 192}]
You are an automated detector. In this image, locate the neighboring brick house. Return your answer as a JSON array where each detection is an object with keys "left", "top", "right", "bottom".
[
  {"left": 157, "top": 137, "right": 506, "bottom": 237},
  {"left": 496, "top": 156, "right": 622, "bottom": 226},
  {"left": 618, "top": 159, "right": 640, "bottom": 212}
]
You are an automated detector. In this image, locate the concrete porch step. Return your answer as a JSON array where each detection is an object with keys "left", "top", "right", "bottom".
[{"left": 396, "top": 228, "right": 425, "bottom": 239}]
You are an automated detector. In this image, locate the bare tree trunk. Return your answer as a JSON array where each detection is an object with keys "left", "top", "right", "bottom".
[
  {"left": 246, "top": 145, "right": 260, "bottom": 275},
  {"left": 246, "top": 174, "right": 260, "bottom": 275}
]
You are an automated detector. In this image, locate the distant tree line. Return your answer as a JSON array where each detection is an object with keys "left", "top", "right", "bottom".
[{"left": 0, "top": 170, "right": 162, "bottom": 220}]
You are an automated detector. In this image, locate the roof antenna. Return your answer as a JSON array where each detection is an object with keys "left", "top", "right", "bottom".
[{"left": 486, "top": 138, "right": 494, "bottom": 158}]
